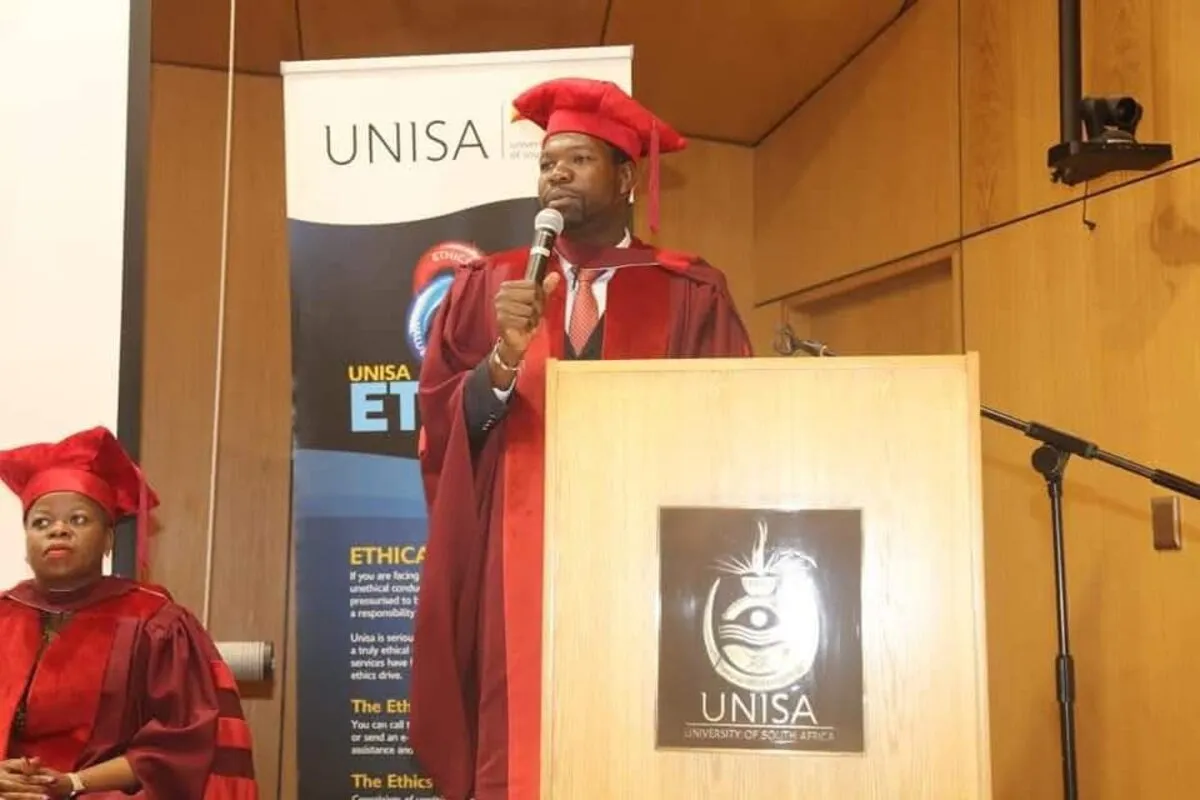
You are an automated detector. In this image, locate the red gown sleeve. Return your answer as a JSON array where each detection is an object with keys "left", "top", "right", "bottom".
[
  {"left": 672, "top": 260, "right": 755, "bottom": 358},
  {"left": 411, "top": 259, "right": 507, "bottom": 799},
  {"left": 125, "top": 605, "right": 258, "bottom": 800},
  {"left": 700, "top": 276, "right": 754, "bottom": 357},
  {"left": 415, "top": 259, "right": 504, "bottom": 506}
]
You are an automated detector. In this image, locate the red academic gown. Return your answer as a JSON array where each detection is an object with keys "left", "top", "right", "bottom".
[
  {"left": 410, "top": 240, "right": 753, "bottom": 800},
  {"left": 0, "top": 576, "right": 258, "bottom": 800}
]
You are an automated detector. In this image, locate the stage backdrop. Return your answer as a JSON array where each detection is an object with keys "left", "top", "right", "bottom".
[{"left": 281, "top": 45, "right": 632, "bottom": 799}]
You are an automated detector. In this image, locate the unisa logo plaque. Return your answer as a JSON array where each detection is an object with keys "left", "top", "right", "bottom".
[{"left": 655, "top": 507, "right": 865, "bottom": 753}]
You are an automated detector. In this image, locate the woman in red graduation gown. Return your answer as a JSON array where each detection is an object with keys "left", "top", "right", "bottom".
[
  {"left": 410, "top": 77, "right": 753, "bottom": 800},
  {"left": 0, "top": 426, "right": 257, "bottom": 800}
]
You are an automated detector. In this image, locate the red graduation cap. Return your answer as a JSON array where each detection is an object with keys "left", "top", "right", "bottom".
[
  {"left": 512, "top": 77, "right": 687, "bottom": 234},
  {"left": 0, "top": 426, "right": 159, "bottom": 579}
]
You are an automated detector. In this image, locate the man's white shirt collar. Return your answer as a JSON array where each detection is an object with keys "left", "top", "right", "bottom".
[{"left": 559, "top": 229, "right": 632, "bottom": 284}]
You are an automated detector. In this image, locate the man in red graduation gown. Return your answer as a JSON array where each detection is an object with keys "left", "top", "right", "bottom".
[
  {"left": 0, "top": 427, "right": 258, "bottom": 800},
  {"left": 410, "top": 77, "right": 753, "bottom": 800}
]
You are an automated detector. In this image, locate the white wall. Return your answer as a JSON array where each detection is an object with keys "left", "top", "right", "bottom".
[{"left": 0, "top": 1, "right": 136, "bottom": 586}]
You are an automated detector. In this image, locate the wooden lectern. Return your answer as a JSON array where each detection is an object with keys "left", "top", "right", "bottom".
[{"left": 540, "top": 355, "right": 992, "bottom": 798}]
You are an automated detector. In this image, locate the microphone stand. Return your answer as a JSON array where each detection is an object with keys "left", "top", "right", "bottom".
[{"left": 773, "top": 326, "right": 1200, "bottom": 800}]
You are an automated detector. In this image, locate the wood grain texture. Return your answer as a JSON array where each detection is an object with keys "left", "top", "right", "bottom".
[
  {"left": 961, "top": 0, "right": 1200, "bottom": 231},
  {"left": 143, "top": 66, "right": 292, "bottom": 799},
  {"left": 632, "top": 140, "right": 760, "bottom": 350},
  {"left": 963, "top": 164, "right": 1200, "bottom": 800},
  {"left": 148, "top": 0, "right": 904, "bottom": 144},
  {"left": 740, "top": 0, "right": 1200, "bottom": 794},
  {"left": 143, "top": 65, "right": 226, "bottom": 606},
  {"left": 542, "top": 356, "right": 992, "bottom": 798},
  {"left": 604, "top": 0, "right": 900, "bottom": 142},
  {"left": 753, "top": 0, "right": 960, "bottom": 302},
  {"left": 152, "top": 0, "right": 301, "bottom": 74},
  {"left": 293, "top": 0, "right": 609, "bottom": 59},
  {"left": 959, "top": 0, "right": 1076, "bottom": 232},
  {"left": 205, "top": 72, "right": 293, "bottom": 800},
  {"left": 786, "top": 252, "right": 962, "bottom": 357}
]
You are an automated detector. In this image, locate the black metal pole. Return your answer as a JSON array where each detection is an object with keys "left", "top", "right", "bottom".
[
  {"left": 1033, "top": 444, "right": 1078, "bottom": 800},
  {"left": 979, "top": 406, "right": 1200, "bottom": 499},
  {"left": 1059, "top": 0, "right": 1083, "bottom": 144}
]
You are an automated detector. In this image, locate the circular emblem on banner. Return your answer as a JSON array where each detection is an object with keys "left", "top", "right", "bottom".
[
  {"left": 407, "top": 274, "right": 454, "bottom": 361},
  {"left": 412, "top": 241, "right": 484, "bottom": 293},
  {"left": 702, "top": 519, "right": 821, "bottom": 692},
  {"left": 406, "top": 240, "right": 484, "bottom": 362}
]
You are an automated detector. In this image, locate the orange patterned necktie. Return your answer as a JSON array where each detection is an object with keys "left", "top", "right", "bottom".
[{"left": 568, "top": 270, "right": 600, "bottom": 353}]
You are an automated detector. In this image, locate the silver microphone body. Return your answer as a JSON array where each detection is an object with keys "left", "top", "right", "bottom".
[{"left": 524, "top": 208, "right": 565, "bottom": 283}]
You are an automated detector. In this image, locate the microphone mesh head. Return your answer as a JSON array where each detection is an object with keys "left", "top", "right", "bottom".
[{"left": 535, "top": 207, "right": 564, "bottom": 234}]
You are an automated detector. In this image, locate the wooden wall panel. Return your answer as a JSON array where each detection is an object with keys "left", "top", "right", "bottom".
[
  {"left": 150, "top": 0, "right": 900, "bottom": 146},
  {"left": 962, "top": 165, "right": 1200, "bottom": 799},
  {"left": 144, "top": 65, "right": 292, "bottom": 799},
  {"left": 294, "top": 0, "right": 609, "bottom": 61},
  {"left": 152, "top": 0, "right": 301, "bottom": 75},
  {"left": 786, "top": 251, "right": 962, "bottom": 357},
  {"left": 753, "top": 0, "right": 960, "bottom": 303},
  {"left": 632, "top": 140, "right": 765, "bottom": 351},
  {"left": 962, "top": 0, "right": 1200, "bottom": 232},
  {"left": 748, "top": 0, "right": 1200, "bottom": 794},
  {"left": 960, "top": 0, "right": 1075, "bottom": 232},
  {"left": 207, "top": 72, "right": 293, "bottom": 800},
  {"left": 604, "top": 0, "right": 901, "bottom": 143},
  {"left": 143, "top": 65, "right": 226, "bottom": 609}
]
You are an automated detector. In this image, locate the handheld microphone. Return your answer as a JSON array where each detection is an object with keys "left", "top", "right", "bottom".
[{"left": 524, "top": 208, "right": 565, "bottom": 283}]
